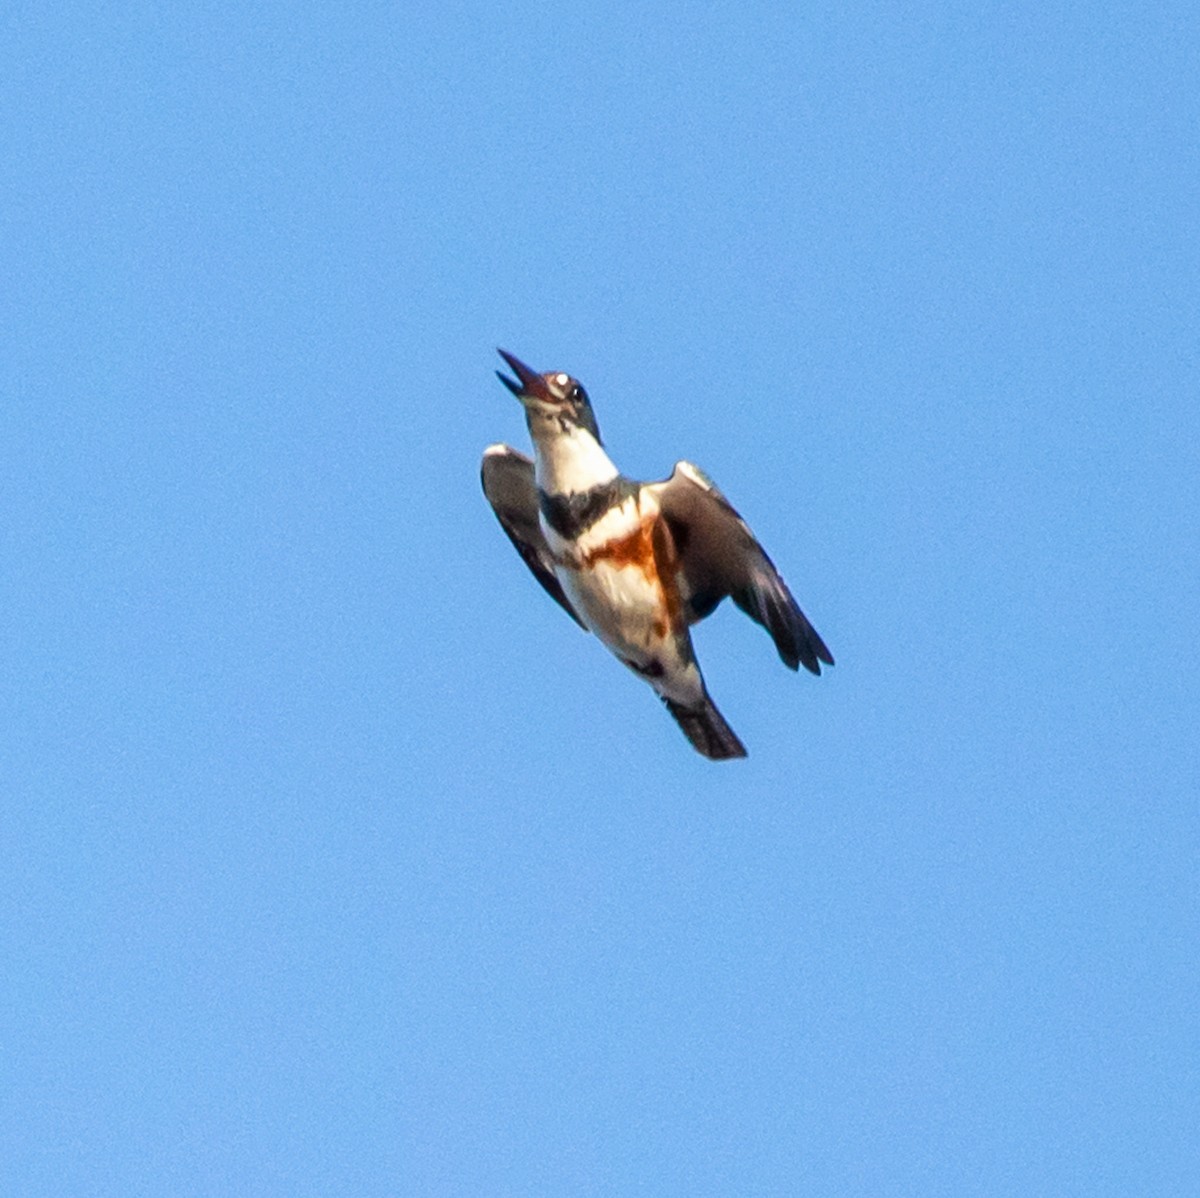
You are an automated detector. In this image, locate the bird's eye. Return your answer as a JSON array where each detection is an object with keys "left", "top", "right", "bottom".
[{"left": 573, "top": 384, "right": 589, "bottom": 405}]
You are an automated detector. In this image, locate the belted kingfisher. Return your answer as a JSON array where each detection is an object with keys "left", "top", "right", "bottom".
[{"left": 481, "top": 349, "right": 833, "bottom": 759}]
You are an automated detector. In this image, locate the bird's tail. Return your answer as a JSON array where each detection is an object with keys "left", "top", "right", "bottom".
[{"left": 662, "top": 694, "right": 747, "bottom": 760}]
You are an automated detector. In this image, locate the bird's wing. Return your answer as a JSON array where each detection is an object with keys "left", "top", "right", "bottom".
[
  {"left": 648, "top": 461, "right": 833, "bottom": 674},
  {"left": 480, "top": 444, "right": 587, "bottom": 629}
]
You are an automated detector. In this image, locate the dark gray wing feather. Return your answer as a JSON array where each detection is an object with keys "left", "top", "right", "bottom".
[
  {"left": 480, "top": 444, "right": 586, "bottom": 629},
  {"left": 650, "top": 461, "right": 833, "bottom": 674}
]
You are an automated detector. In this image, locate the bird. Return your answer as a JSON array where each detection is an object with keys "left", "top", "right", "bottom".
[{"left": 481, "top": 349, "right": 833, "bottom": 759}]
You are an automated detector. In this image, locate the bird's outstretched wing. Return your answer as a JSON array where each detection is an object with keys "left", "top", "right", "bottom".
[
  {"left": 649, "top": 461, "right": 834, "bottom": 674},
  {"left": 480, "top": 444, "right": 586, "bottom": 629}
]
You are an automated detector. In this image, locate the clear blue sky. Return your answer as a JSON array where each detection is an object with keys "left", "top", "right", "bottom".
[{"left": 4, "top": 3, "right": 1196, "bottom": 1194}]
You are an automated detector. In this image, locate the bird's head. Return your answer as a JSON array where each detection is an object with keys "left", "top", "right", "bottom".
[{"left": 496, "top": 349, "right": 602, "bottom": 444}]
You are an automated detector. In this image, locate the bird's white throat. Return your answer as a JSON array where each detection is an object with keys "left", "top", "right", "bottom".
[{"left": 532, "top": 422, "right": 619, "bottom": 496}]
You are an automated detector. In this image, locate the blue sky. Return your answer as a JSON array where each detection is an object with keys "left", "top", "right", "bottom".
[{"left": 3, "top": 2, "right": 1196, "bottom": 1193}]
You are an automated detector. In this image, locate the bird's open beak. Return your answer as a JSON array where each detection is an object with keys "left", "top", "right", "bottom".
[{"left": 496, "top": 349, "right": 554, "bottom": 404}]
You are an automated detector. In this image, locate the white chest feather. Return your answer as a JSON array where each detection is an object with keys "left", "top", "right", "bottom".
[
  {"left": 543, "top": 492, "right": 669, "bottom": 660},
  {"left": 541, "top": 493, "right": 643, "bottom": 561}
]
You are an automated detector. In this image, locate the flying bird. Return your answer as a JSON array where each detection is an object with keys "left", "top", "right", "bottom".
[{"left": 481, "top": 349, "right": 832, "bottom": 759}]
